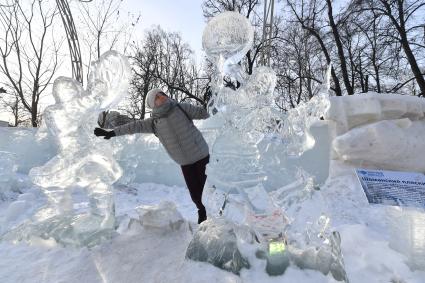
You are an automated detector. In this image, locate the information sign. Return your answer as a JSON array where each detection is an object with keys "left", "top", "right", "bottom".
[{"left": 355, "top": 168, "right": 425, "bottom": 208}]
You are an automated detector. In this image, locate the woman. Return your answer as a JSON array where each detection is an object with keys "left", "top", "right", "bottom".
[{"left": 94, "top": 88, "right": 210, "bottom": 224}]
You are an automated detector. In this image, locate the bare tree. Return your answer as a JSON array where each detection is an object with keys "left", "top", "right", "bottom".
[
  {"left": 326, "top": 0, "right": 354, "bottom": 95},
  {"left": 0, "top": 90, "right": 25, "bottom": 126},
  {"left": 0, "top": 0, "right": 60, "bottom": 127},
  {"left": 287, "top": 0, "right": 344, "bottom": 97},
  {"left": 121, "top": 26, "right": 207, "bottom": 119},
  {"left": 76, "top": 0, "right": 141, "bottom": 80},
  {"left": 359, "top": 0, "right": 425, "bottom": 96}
]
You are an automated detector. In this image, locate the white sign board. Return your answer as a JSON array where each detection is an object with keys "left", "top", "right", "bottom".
[{"left": 355, "top": 168, "right": 425, "bottom": 208}]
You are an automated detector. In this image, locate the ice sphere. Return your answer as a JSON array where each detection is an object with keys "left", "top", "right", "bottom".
[
  {"left": 185, "top": 217, "right": 251, "bottom": 275},
  {"left": 137, "top": 201, "right": 185, "bottom": 231},
  {"left": 202, "top": 11, "right": 254, "bottom": 66}
]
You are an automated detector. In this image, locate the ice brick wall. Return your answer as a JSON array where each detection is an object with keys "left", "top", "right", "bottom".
[{"left": 326, "top": 92, "right": 425, "bottom": 173}]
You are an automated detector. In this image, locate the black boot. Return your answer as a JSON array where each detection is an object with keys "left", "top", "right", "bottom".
[{"left": 198, "top": 209, "right": 207, "bottom": 224}]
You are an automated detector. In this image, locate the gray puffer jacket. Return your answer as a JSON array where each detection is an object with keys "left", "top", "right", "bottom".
[{"left": 113, "top": 100, "right": 209, "bottom": 166}]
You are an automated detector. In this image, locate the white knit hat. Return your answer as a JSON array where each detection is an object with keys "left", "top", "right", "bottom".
[{"left": 146, "top": 88, "right": 163, "bottom": 109}]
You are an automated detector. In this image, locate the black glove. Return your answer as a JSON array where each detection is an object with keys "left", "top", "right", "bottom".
[{"left": 94, "top": 127, "right": 116, "bottom": 139}]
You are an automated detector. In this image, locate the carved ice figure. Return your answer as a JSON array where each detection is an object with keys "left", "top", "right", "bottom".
[
  {"left": 202, "top": 12, "right": 285, "bottom": 241},
  {"left": 11, "top": 51, "right": 132, "bottom": 247},
  {"left": 196, "top": 12, "right": 346, "bottom": 280}
]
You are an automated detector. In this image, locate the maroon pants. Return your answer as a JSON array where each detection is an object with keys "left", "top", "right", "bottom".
[{"left": 181, "top": 155, "right": 210, "bottom": 212}]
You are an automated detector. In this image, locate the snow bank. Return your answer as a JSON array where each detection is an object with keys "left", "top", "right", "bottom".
[{"left": 326, "top": 92, "right": 425, "bottom": 173}]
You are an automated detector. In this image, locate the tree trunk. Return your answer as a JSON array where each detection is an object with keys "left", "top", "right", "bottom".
[
  {"left": 399, "top": 32, "right": 425, "bottom": 96},
  {"left": 326, "top": 0, "right": 354, "bottom": 95},
  {"left": 300, "top": 25, "right": 342, "bottom": 96}
]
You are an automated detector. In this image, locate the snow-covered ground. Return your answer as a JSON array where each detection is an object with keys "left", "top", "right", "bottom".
[{"left": 1, "top": 160, "right": 425, "bottom": 283}]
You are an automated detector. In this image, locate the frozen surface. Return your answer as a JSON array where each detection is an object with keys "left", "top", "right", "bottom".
[{"left": 1, "top": 177, "right": 425, "bottom": 282}]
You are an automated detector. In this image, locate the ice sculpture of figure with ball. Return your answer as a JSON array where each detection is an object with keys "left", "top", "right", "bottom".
[
  {"left": 197, "top": 12, "right": 347, "bottom": 280},
  {"left": 201, "top": 11, "right": 286, "bottom": 240},
  {"left": 5, "top": 51, "right": 132, "bottom": 247}
]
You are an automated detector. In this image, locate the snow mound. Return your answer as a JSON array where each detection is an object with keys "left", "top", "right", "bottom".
[{"left": 327, "top": 92, "right": 425, "bottom": 173}]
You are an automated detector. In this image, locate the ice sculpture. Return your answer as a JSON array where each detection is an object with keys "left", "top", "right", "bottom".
[
  {"left": 202, "top": 11, "right": 253, "bottom": 82},
  {"left": 202, "top": 12, "right": 284, "bottom": 239},
  {"left": 194, "top": 11, "right": 347, "bottom": 280},
  {"left": 186, "top": 218, "right": 251, "bottom": 275},
  {"left": 2, "top": 51, "right": 131, "bottom": 247},
  {"left": 202, "top": 11, "right": 331, "bottom": 239},
  {"left": 281, "top": 65, "right": 332, "bottom": 156}
]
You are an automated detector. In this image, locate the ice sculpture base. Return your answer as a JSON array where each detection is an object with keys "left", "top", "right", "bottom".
[
  {"left": 1, "top": 212, "right": 116, "bottom": 248},
  {"left": 185, "top": 217, "right": 252, "bottom": 275}
]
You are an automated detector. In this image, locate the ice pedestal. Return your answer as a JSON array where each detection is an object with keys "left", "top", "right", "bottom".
[
  {"left": 387, "top": 206, "right": 425, "bottom": 270},
  {"left": 186, "top": 218, "right": 252, "bottom": 274}
]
